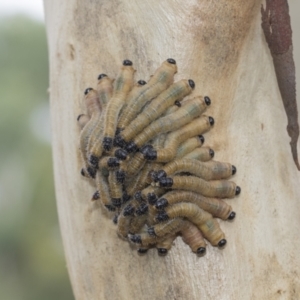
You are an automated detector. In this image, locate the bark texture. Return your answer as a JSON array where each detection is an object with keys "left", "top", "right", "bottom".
[{"left": 44, "top": 0, "right": 300, "bottom": 299}]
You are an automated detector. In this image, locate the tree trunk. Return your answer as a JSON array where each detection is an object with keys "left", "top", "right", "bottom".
[{"left": 44, "top": 0, "right": 300, "bottom": 299}]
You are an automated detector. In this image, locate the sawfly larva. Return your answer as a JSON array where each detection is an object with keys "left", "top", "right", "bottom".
[
  {"left": 159, "top": 175, "right": 241, "bottom": 198},
  {"left": 102, "top": 60, "right": 135, "bottom": 151},
  {"left": 153, "top": 159, "right": 235, "bottom": 182},
  {"left": 175, "top": 136, "right": 204, "bottom": 158}
]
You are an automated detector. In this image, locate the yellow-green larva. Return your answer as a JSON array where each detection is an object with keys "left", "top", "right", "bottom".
[
  {"left": 158, "top": 175, "right": 241, "bottom": 198},
  {"left": 102, "top": 60, "right": 135, "bottom": 151},
  {"left": 153, "top": 158, "right": 235, "bottom": 182}
]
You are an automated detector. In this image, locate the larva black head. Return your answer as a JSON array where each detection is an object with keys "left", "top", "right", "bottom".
[
  {"left": 105, "top": 204, "right": 116, "bottom": 212},
  {"left": 156, "top": 170, "right": 167, "bottom": 181},
  {"left": 198, "top": 135, "right": 205, "bottom": 144},
  {"left": 84, "top": 87, "right": 93, "bottom": 95},
  {"left": 235, "top": 186, "right": 241, "bottom": 195},
  {"left": 209, "top": 149, "right": 215, "bottom": 158},
  {"left": 140, "top": 144, "right": 153, "bottom": 153},
  {"left": 123, "top": 204, "right": 135, "bottom": 216},
  {"left": 196, "top": 247, "right": 206, "bottom": 256},
  {"left": 136, "top": 203, "right": 148, "bottom": 215},
  {"left": 77, "top": 114, "right": 84, "bottom": 121},
  {"left": 129, "top": 234, "right": 142, "bottom": 244},
  {"left": 123, "top": 59, "right": 133, "bottom": 66},
  {"left": 218, "top": 239, "right": 227, "bottom": 248},
  {"left": 208, "top": 116, "right": 214, "bottom": 126},
  {"left": 80, "top": 168, "right": 86, "bottom": 177},
  {"left": 228, "top": 211, "right": 236, "bottom": 220},
  {"left": 137, "top": 248, "right": 148, "bottom": 255},
  {"left": 143, "top": 149, "right": 157, "bottom": 161},
  {"left": 114, "top": 135, "right": 126, "bottom": 148},
  {"left": 112, "top": 198, "right": 122, "bottom": 207},
  {"left": 147, "top": 227, "right": 156, "bottom": 236},
  {"left": 157, "top": 248, "right": 168, "bottom": 256},
  {"left": 147, "top": 193, "right": 158, "bottom": 205},
  {"left": 204, "top": 96, "right": 211, "bottom": 106},
  {"left": 113, "top": 214, "right": 118, "bottom": 224},
  {"left": 159, "top": 177, "right": 173, "bottom": 187},
  {"left": 126, "top": 141, "right": 138, "bottom": 153},
  {"left": 87, "top": 167, "right": 97, "bottom": 179},
  {"left": 232, "top": 165, "right": 237, "bottom": 175},
  {"left": 92, "top": 191, "right": 100, "bottom": 200},
  {"left": 188, "top": 79, "right": 195, "bottom": 89},
  {"left": 134, "top": 191, "right": 142, "bottom": 202},
  {"left": 107, "top": 157, "right": 120, "bottom": 168},
  {"left": 103, "top": 137, "right": 113, "bottom": 151},
  {"left": 174, "top": 100, "right": 181, "bottom": 107},
  {"left": 116, "top": 169, "right": 126, "bottom": 184},
  {"left": 98, "top": 73, "right": 107, "bottom": 80},
  {"left": 155, "top": 198, "right": 168, "bottom": 210},
  {"left": 167, "top": 58, "right": 176, "bottom": 64},
  {"left": 89, "top": 155, "right": 99, "bottom": 168},
  {"left": 122, "top": 191, "right": 131, "bottom": 203},
  {"left": 155, "top": 211, "right": 169, "bottom": 222},
  {"left": 137, "top": 80, "right": 147, "bottom": 85},
  {"left": 114, "top": 148, "right": 128, "bottom": 160}
]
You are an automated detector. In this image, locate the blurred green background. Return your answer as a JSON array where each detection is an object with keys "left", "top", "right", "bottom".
[{"left": 0, "top": 15, "right": 73, "bottom": 299}]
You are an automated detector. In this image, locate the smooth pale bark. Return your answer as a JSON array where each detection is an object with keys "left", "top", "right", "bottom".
[{"left": 44, "top": 0, "right": 300, "bottom": 299}]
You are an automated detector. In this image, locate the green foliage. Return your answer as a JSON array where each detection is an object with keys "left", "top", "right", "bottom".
[{"left": 0, "top": 15, "right": 73, "bottom": 300}]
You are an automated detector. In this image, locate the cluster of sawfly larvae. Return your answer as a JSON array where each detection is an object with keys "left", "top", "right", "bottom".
[{"left": 78, "top": 58, "right": 241, "bottom": 257}]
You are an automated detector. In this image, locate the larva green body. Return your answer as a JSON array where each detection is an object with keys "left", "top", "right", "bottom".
[
  {"left": 159, "top": 175, "right": 239, "bottom": 198},
  {"left": 102, "top": 61, "right": 135, "bottom": 151},
  {"left": 156, "top": 203, "right": 225, "bottom": 246},
  {"left": 118, "top": 79, "right": 194, "bottom": 144},
  {"left": 155, "top": 190, "right": 233, "bottom": 220},
  {"left": 157, "top": 158, "right": 234, "bottom": 181},
  {"left": 117, "top": 59, "right": 177, "bottom": 131},
  {"left": 130, "top": 96, "right": 209, "bottom": 150},
  {"left": 86, "top": 75, "right": 114, "bottom": 167},
  {"left": 95, "top": 171, "right": 115, "bottom": 211},
  {"left": 79, "top": 89, "right": 101, "bottom": 175}
]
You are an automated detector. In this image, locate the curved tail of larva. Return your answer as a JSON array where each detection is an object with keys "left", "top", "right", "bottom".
[{"left": 77, "top": 114, "right": 90, "bottom": 130}]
